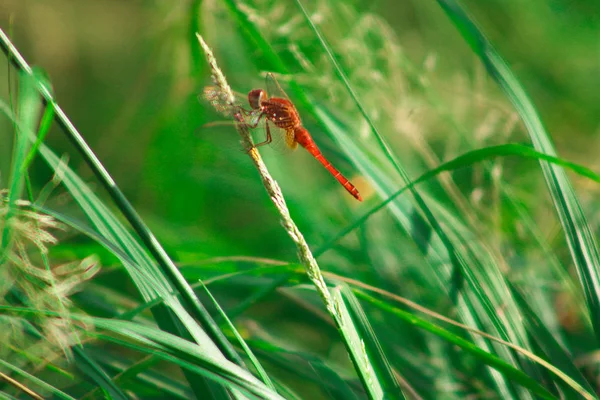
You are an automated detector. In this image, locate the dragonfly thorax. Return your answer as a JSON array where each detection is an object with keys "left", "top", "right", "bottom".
[{"left": 262, "top": 97, "right": 301, "bottom": 130}]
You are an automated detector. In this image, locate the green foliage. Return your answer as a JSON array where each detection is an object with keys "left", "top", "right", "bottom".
[{"left": 0, "top": 0, "right": 599, "bottom": 399}]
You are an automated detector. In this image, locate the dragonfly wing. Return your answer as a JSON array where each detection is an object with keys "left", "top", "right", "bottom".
[
  {"left": 252, "top": 120, "right": 294, "bottom": 154},
  {"left": 265, "top": 72, "right": 293, "bottom": 103},
  {"left": 286, "top": 129, "right": 298, "bottom": 150}
]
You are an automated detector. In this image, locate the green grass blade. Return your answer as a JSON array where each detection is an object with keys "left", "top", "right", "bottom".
[
  {"left": 0, "top": 27, "right": 242, "bottom": 365},
  {"left": 86, "top": 318, "right": 284, "bottom": 400},
  {"left": 1, "top": 70, "right": 41, "bottom": 255},
  {"left": 330, "top": 287, "right": 386, "bottom": 399},
  {"left": 198, "top": 281, "right": 277, "bottom": 392},
  {"left": 21, "top": 101, "right": 53, "bottom": 173},
  {"left": 0, "top": 359, "right": 76, "bottom": 400},
  {"left": 291, "top": 7, "right": 544, "bottom": 395},
  {"left": 436, "top": 0, "right": 600, "bottom": 344},
  {"left": 0, "top": 90, "right": 233, "bottom": 398},
  {"left": 292, "top": 0, "right": 401, "bottom": 176},
  {"left": 85, "top": 350, "right": 194, "bottom": 399},
  {"left": 354, "top": 291, "right": 561, "bottom": 400},
  {"left": 339, "top": 285, "right": 404, "bottom": 399},
  {"left": 0, "top": 305, "right": 275, "bottom": 399},
  {"left": 509, "top": 284, "right": 596, "bottom": 397},
  {"left": 72, "top": 347, "right": 129, "bottom": 400},
  {"left": 316, "top": 143, "right": 600, "bottom": 256},
  {"left": 252, "top": 344, "right": 358, "bottom": 399},
  {"left": 218, "top": 0, "right": 289, "bottom": 75},
  {"left": 30, "top": 205, "right": 139, "bottom": 269}
]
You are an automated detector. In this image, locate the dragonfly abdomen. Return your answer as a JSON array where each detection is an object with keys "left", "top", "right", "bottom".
[{"left": 295, "top": 127, "right": 362, "bottom": 201}]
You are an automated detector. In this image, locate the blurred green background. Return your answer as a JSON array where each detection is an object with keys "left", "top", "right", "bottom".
[{"left": 1, "top": 0, "right": 599, "bottom": 398}]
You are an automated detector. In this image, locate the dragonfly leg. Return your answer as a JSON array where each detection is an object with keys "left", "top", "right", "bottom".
[
  {"left": 254, "top": 120, "right": 272, "bottom": 148},
  {"left": 242, "top": 110, "right": 265, "bottom": 129},
  {"left": 239, "top": 108, "right": 254, "bottom": 117}
]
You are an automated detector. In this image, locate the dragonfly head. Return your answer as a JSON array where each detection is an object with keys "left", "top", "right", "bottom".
[{"left": 248, "top": 89, "right": 267, "bottom": 110}]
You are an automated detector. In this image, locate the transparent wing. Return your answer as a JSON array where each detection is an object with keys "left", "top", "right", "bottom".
[
  {"left": 198, "top": 114, "right": 295, "bottom": 154},
  {"left": 265, "top": 73, "right": 292, "bottom": 102},
  {"left": 285, "top": 128, "right": 298, "bottom": 150},
  {"left": 253, "top": 119, "right": 296, "bottom": 154},
  {"left": 201, "top": 85, "right": 260, "bottom": 130},
  {"left": 194, "top": 119, "right": 245, "bottom": 153},
  {"left": 199, "top": 87, "right": 255, "bottom": 152},
  {"left": 204, "top": 79, "right": 298, "bottom": 154}
]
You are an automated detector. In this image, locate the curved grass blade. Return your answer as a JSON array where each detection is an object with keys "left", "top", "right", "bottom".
[
  {"left": 0, "top": 305, "right": 280, "bottom": 400},
  {"left": 86, "top": 318, "right": 285, "bottom": 400},
  {"left": 0, "top": 97, "right": 211, "bottom": 346},
  {"left": 329, "top": 287, "right": 387, "bottom": 399},
  {"left": 0, "top": 359, "right": 76, "bottom": 400},
  {"left": 250, "top": 343, "right": 359, "bottom": 400},
  {"left": 198, "top": 281, "right": 277, "bottom": 392},
  {"left": 317, "top": 103, "right": 594, "bottom": 396},
  {"left": 30, "top": 205, "right": 138, "bottom": 268},
  {"left": 0, "top": 27, "right": 243, "bottom": 366},
  {"left": 72, "top": 347, "right": 129, "bottom": 400},
  {"left": 217, "top": 0, "right": 323, "bottom": 113},
  {"left": 218, "top": 0, "right": 289, "bottom": 76},
  {"left": 82, "top": 349, "right": 193, "bottom": 399},
  {"left": 291, "top": 6, "right": 539, "bottom": 395},
  {"left": 352, "top": 291, "right": 558, "bottom": 400},
  {"left": 338, "top": 285, "right": 404, "bottom": 399},
  {"left": 292, "top": 0, "right": 401, "bottom": 175},
  {"left": 315, "top": 143, "right": 600, "bottom": 256},
  {"left": 509, "top": 283, "right": 596, "bottom": 397},
  {"left": 0, "top": 91, "right": 234, "bottom": 399},
  {"left": 435, "top": 0, "right": 600, "bottom": 344},
  {"left": 186, "top": 265, "right": 598, "bottom": 399}
]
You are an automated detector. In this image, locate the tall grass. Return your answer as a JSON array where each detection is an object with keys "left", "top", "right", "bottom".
[{"left": 0, "top": 0, "right": 598, "bottom": 399}]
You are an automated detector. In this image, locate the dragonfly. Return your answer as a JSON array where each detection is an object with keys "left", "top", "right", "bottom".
[{"left": 245, "top": 74, "right": 362, "bottom": 201}]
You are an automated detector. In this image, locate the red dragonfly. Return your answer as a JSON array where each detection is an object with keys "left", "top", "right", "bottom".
[{"left": 246, "top": 74, "right": 362, "bottom": 201}]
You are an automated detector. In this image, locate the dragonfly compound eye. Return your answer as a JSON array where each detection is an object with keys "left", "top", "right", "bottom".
[{"left": 248, "top": 89, "right": 266, "bottom": 110}]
